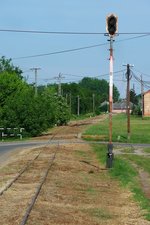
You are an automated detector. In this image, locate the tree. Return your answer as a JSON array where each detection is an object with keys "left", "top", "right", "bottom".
[
  {"left": 0, "top": 71, "right": 26, "bottom": 107},
  {"left": 0, "top": 56, "right": 23, "bottom": 78},
  {"left": 130, "top": 89, "right": 138, "bottom": 105},
  {"left": 0, "top": 58, "right": 71, "bottom": 137}
]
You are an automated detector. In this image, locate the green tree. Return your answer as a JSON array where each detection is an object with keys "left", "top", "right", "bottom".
[
  {"left": 0, "top": 58, "right": 71, "bottom": 137},
  {"left": 130, "top": 89, "right": 138, "bottom": 105},
  {"left": 0, "top": 56, "right": 22, "bottom": 78}
]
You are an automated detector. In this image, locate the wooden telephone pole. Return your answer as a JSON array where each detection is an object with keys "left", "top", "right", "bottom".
[{"left": 124, "top": 64, "right": 133, "bottom": 139}]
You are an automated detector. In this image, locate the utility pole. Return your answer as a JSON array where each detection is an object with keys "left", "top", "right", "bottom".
[
  {"left": 30, "top": 68, "right": 41, "bottom": 97},
  {"left": 70, "top": 93, "right": 72, "bottom": 114},
  {"left": 132, "top": 83, "right": 135, "bottom": 111},
  {"left": 124, "top": 64, "right": 133, "bottom": 140},
  {"left": 66, "top": 93, "right": 68, "bottom": 103},
  {"left": 54, "top": 73, "right": 65, "bottom": 96},
  {"left": 141, "top": 75, "right": 144, "bottom": 119},
  {"left": 92, "top": 94, "right": 95, "bottom": 114},
  {"left": 77, "top": 95, "right": 80, "bottom": 116}
]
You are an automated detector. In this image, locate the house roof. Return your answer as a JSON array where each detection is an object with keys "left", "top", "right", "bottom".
[
  {"left": 100, "top": 101, "right": 109, "bottom": 107},
  {"left": 144, "top": 90, "right": 150, "bottom": 96},
  {"left": 113, "top": 99, "right": 133, "bottom": 109},
  {"left": 100, "top": 99, "right": 133, "bottom": 109}
]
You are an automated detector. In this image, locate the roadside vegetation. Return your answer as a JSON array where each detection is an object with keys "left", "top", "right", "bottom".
[
  {"left": 92, "top": 144, "right": 150, "bottom": 220},
  {"left": 0, "top": 57, "right": 71, "bottom": 137},
  {"left": 84, "top": 113, "right": 150, "bottom": 143},
  {"left": 83, "top": 114, "right": 150, "bottom": 220},
  {"left": 0, "top": 56, "right": 120, "bottom": 138}
]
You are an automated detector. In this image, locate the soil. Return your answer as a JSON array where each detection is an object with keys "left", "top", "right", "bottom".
[{"left": 0, "top": 115, "right": 149, "bottom": 225}]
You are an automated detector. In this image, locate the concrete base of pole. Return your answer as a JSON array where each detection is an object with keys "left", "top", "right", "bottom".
[{"left": 106, "top": 143, "right": 114, "bottom": 168}]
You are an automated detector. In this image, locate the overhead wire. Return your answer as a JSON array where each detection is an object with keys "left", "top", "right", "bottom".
[
  {"left": 30, "top": 69, "right": 126, "bottom": 85},
  {"left": 0, "top": 29, "right": 150, "bottom": 35},
  {"left": 12, "top": 42, "right": 108, "bottom": 60},
  {"left": 132, "top": 68, "right": 150, "bottom": 78},
  {"left": 12, "top": 33, "right": 150, "bottom": 60},
  {"left": 62, "top": 69, "right": 125, "bottom": 79},
  {"left": 131, "top": 70, "right": 150, "bottom": 89}
]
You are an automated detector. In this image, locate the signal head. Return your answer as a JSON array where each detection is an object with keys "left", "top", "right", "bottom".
[{"left": 106, "top": 14, "right": 118, "bottom": 37}]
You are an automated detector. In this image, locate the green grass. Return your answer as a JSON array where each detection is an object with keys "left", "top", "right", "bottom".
[
  {"left": 86, "top": 187, "right": 97, "bottom": 195},
  {"left": 0, "top": 136, "right": 29, "bottom": 142},
  {"left": 84, "top": 114, "right": 150, "bottom": 143},
  {"left": 92, "top": 144, "right": 150, "bottom": 220},
  {"left": 123, "top": 155, "right": 150, "bottom": 174},
  {"left": 143, "top": 147, "right": 150, "bottom": 153},
  {"left": 119, "top": 147, "right": 135, "bottom": 153},
  {"left": 93, "top": 144, "right": 138, "bottom": 186}
]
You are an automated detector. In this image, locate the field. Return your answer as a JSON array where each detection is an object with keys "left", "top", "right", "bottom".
[
  {"left": 83, "top": 114, "right": 150, "bottom": 143},
  {"left": 83, "top": 114, "right": 150, "bottom": 220}
]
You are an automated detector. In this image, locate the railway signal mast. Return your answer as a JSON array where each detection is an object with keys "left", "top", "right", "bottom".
[{"left": 106, "top": 14, "right": 118, "bottom": 168}]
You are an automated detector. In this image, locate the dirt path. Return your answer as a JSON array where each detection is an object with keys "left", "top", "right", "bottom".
[
  {"left": 0, "top": 143, "right": 149, "bottom": 225},
  {"left": 114, "top": 146, "right": 150, "bottom": 199},
  {"left": 0, "top": 115, "right": 149, "bottom": 224}
]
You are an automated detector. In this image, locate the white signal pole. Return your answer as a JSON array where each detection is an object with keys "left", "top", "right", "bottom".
[
  {"left": 106, "top": 13, "right": 118, "bottom": 168},
  {"left": 109, "top": 37, "right": 114, "bottom": 144}
]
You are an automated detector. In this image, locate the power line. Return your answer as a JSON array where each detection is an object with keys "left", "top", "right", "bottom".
[
  {"left": 116, "top": 34, "right": 150, "bottom": 43},
  {"left": 1, "top": 29, "right": 150, "bottom": 35},
  {"left": 45, "top": 70, "right": 126, "bottom": 80},
  {"left": 131, "top": 70, "right": 150, "bottom": 89},
  {"left": 0, "top": 29, "right": 105, "bottom": 35},
  {"left": 35, "top": 70, "right": 126, "bottom": 84},
  {"left": 12, "top": 34, "right": 150, "bottom": 60},
  {"left": 12, "top": 43, "right": 108, "bottom": 60},
  {"left": 132, "top": 68, "right": 150, "bottom": 77},
  {"left": 94, "top": 69, "right": 125, "bottom": 78}
]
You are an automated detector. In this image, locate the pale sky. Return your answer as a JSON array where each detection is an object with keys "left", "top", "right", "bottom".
[{"left": 0, "top": 1, "right": 150, "bottom": 97}]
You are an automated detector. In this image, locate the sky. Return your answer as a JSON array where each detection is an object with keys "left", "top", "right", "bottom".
[{"left": 0, "top": 0, "right": 150, "bottom": 98}]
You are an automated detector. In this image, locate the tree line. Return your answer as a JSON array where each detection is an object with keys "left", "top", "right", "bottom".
[
  {"left": 45, "top": 77, "right": 120, "bottom": 115},
  {"left": 0, "top": 57, "right": 121, "bottom": 137},
  {"left": 0, "top": 57, "right": 70, "bottom": 136}
]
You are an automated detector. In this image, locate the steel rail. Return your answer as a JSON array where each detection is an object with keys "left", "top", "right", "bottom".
[
  {"left": 0, "top": 128, "right": 63, "bottom": 196},
  {"left": 20, "top": 144, "right": 59, "bottom": 225}
]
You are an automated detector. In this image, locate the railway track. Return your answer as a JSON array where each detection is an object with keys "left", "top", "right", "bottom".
[
  {"left": 0, "top": 130, "right": 64, "bottom": 225},
  {"left": 0, "top": 129, "right": 62, "bottom": 196},
  {"left": 0, "top": 116, "right": 105, "bottom": 225}
]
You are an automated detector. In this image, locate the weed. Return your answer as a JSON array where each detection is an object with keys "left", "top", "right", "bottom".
[{"left": 91, "top": 144, "right": 150, "bottom": 220}]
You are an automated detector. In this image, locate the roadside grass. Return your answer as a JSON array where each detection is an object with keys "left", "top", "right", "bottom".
[
  {"left": 71, "top": 113, "right": 95, "bottom": 121},
  {"left": 123, "top": 154, "right": 150, "bottom": 174},
  {"left": 143, "top": 147, "right": 150, "bottom": 153},
  {"left": 116, "top": 146, "right": 135, "bottom": 153},
  {"left": 83, "top": 114, "right": 150, "bottom": 143},
  {"left": 92, "top": 144, "right": 150, "bottom": 220},
  {"left": 0, "top": 137, "right": 29, "bottom": 142}
]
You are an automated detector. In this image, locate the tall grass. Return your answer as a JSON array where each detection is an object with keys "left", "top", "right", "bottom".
[{"left": 92, "top": 144, "right": 150, "bottom": 220}]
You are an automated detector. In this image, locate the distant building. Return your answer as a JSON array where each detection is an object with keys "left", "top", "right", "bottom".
[
  {"left": 100, "top": 101, "right": 109, "bottom": 107},
  {"left": 113, "top": 99, "right": 133, "bottom": 114},
  {"left": 143, "top": 90, "right": 150, "bottom": 116}
]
